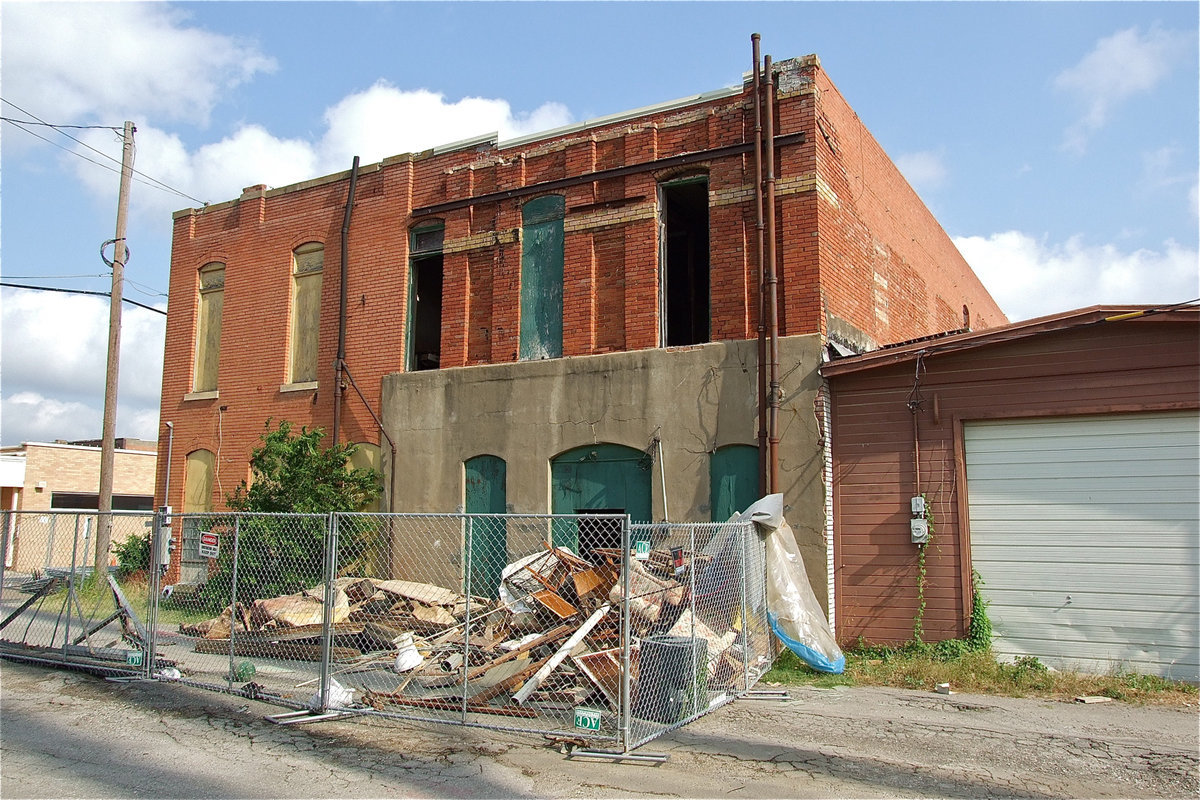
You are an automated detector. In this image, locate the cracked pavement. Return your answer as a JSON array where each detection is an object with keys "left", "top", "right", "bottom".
[{"left": 1, "top": 661, "right": 1196, "bottom": 798}]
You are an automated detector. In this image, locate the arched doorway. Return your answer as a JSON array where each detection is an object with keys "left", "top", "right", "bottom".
[{"left": 550, "top": 444, "right": 652, "bottom": 558}]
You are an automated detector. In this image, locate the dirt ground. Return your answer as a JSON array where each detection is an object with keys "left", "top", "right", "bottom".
[{"left": 1, "top": 659, "right": 1196, "bottom": 799}]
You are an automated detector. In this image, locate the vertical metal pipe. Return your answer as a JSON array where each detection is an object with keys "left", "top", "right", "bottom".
[
  {"left": 318, "top": 512, "right": 338, "bottom": 711},
  {"left": 752, "top": 34, "right": 769, "bottom": 496},
  {"left": 461, "top": 516, "right": 473, "bottom": 723},
  {"left": 764, "top": 56, "right": 781, "bottom": 494},
  {"left": 0, "top": 509, "right": 10, "bottom": 606},
  {"left": 228, "top": 515, "right": 242, "bottom": 692},
  {"left": 163, "top": 422, "right": 174, "bottom": 507},
  {"left": 619, "top": 514, "right": 633, "bottom": 753},
  {"left": 738, "top": 521, "right": 751, "bottom": 693},
  {"left": 332, "top": 156, "right": 360, "bottom": 447},
  {"left": 64, "top": 514, "right": 81, "bottom": 656}
]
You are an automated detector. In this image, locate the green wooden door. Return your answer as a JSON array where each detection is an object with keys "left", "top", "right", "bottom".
[
  {"left": 519, "top": 195, "right": 565, "bottom": 360},
  {"left": 710, "top": 444, "right": 759, "bottom": 521},
  {"left": 551, "top": 444, "right": 652, "bottom": 552},
  {"left": 465, "top": 455, "right": 506, "bottom": 597}
]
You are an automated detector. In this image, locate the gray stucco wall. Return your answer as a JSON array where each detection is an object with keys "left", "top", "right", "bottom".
[{"left": 379, "top": 334, "right": 830, "bottom": 610}]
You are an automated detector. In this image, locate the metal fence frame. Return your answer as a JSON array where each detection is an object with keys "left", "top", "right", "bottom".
[{"left": 0, "top": 509, "right": 773, "bottom": 753}]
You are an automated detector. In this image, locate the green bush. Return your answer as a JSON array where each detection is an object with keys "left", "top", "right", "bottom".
[{"left": 113, "top": 531, "right": 151, "bottom": 578}]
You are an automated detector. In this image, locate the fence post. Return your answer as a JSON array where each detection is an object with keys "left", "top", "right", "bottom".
[
  {"left": 0, "top": 509, "right": 10, "bottom": 598},
  {"left": 228, "top": 515, "right": 242, "bottom": 691},
  {"left": 62, "top": 514, "right": 82, "bottom": 658},
  {"left": 461, "top": 515, "right": 473, "bottom": 723},
  {"left": 146, "top": 510, "right": 163, "bottom": 678},
  {"left": 318, "top": 512, "right": 338, "bottom": 713},
  {"left": 738, "top": 522, "right": 751, "bottom": 693},
  {"left": 619, "top": 514, "right": 632, "bottom": 753}
]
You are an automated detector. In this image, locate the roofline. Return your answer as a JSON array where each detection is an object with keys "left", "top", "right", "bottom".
[{"left": 820, "top": 303, "right": 1200, "bottom": 377}]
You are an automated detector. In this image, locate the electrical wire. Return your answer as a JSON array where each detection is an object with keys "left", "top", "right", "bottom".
[
  {"left": 0, "top": 116, "right": 120, "bottom": 131},
  {"left": 1, "top": 98, "right": 209, "bottom": 206},
  {"left": 0, "top": 282, "right": 166, "bottom": 315}
]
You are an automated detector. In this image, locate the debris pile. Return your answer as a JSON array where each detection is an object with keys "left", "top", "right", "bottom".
[{"left": 179, "top": 538, "right": 767, "bottom": 723}]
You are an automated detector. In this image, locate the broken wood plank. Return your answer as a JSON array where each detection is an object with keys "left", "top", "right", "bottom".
[
  {"left": 513, "top": 604, "right": 610, "bottom": 705},
  {"left": 573, "top": 647, "right": 622, "bottom": 710},
  {"left": 464, "top": 623, "right": 574, "bottom": 681},
  {"left": 471, "top": 655, "right": 549, "bottom": 704},
  {"left": 531, "top": 589, "right": 577, "bottom": 619},
  {"left": 373, "top": 580, "right": 460, "bottom": 607}
]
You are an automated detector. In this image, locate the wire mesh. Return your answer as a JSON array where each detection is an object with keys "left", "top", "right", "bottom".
[{"left": 0, "top": 511, "right": 156, "bottom": 676}]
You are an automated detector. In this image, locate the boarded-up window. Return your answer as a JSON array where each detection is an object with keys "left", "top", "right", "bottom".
[
  {"left": 290, "top": 243, "right": 323, "bottom": 383},
  {"left": 193, "top": 262, "right": 224, "bottom": 392},
  {"left": 183, "top": 450, "right": 215, "bottom": 513},
  {"left": 520, "top": 195, "right": 565, "bottom": 360}
]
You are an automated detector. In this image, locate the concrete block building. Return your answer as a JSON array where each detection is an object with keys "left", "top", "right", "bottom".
[{"left": 156, "top": 54, "right": 1004, "bottom": 616}]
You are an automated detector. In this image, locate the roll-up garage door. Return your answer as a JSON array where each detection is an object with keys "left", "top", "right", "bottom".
[{"left": 965, "top": 411, "right": 1198, "bottom": 681}]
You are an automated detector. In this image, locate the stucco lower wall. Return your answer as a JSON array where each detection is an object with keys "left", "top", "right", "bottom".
[{"left": 380, "top": 334, "right": 832, "bottom": 611}]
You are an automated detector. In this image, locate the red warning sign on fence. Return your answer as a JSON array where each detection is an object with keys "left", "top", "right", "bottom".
[{"left": 198, "top": 531, "right": 219, "bottom": 559}]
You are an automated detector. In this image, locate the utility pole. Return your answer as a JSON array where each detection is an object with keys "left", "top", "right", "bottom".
[{"left": 95, "top": 121, "right": 135, "bottom": 575}]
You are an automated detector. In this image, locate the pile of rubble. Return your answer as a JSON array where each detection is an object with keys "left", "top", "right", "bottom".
[{"left": 180, "top": 539, "right": 767, "bottom": 721}]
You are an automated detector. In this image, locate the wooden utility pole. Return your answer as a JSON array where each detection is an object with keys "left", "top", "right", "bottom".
[{"left": 95, "top": 121, "right": 135, "bottom": 575}]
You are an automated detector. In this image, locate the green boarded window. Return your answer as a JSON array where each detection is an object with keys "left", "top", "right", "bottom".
[
  {"left": 551, "top": 444, "right": 652, "bottom": 556},
  {"left": 710, "top": 444, "right": 759, "bottom": 522},
  {"left": 520, "top": 195, "right": 565, "bottom": 360},
  {"left": 465, "top": 455, "right": 507, "bottom": 597}
]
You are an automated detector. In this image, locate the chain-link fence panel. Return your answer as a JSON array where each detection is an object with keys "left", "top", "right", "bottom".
[
  {"left": 328, "top": 513, "right": 627, "bottom": 743},
  {"left": 0, "top": 511, "right": 156, "bottom": 676},
  {"left": 157, "top": 513, "right": 330, "bottom": 707},
  {"left": 622, "top": 521, "right": 773, "bottom": 750}
]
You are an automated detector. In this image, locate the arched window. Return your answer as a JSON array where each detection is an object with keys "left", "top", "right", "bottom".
[
  {"left": 193, "top": 262, "right": 224, "bottom": 392},
  {"left": 550, "top": 443, "right": 652, "bottom": 558},
  {"left": 290, "top": 242, "right": 324, "bottom": 383},
  {"left": 180, "top": 449, "right": 215, "bottom": 586},
  {"left": 520, "top": 195, "right": 565, "bottom": 360},
  {"left": 465, "top": 455, "right": 507, "bottom": 597}
]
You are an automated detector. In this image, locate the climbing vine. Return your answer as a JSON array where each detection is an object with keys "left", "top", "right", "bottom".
[{"left": 913, "top": 493, "right": 933, "bottom": 644}]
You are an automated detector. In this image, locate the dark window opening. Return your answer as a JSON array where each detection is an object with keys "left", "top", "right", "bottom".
[
  {"left": 575, "top": 508, "right": 623, "bottom": 563},
  {"left": 50, "top": 493, "right": 154, "bottom": 511},
  {"left": 661, "top": 179, "right": 710, "bottom": 347},
  {"left": 408, "top": 225, "right": 444, "bottom": 372}
]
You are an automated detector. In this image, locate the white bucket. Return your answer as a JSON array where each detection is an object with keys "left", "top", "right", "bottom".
[{"left": 393, "top": 633, "right": 423, "bottom": 672}]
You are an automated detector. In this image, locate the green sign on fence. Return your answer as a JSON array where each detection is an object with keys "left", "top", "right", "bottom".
[
  {"left": 574, "top": 707, "right": 602, "bottom": 731},
  {"left": 126, "top": 650, "right": 143, "bottom": 667},
  {"left": 634, "top": 540, "right": 650, "bottom": 561}
]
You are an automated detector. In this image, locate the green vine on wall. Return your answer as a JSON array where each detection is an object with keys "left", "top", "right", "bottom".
[{"left": 913, "top": 493, "right": 933, "bottom": 643}]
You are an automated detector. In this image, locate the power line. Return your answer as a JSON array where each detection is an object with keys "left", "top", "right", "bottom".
[
  {"left": 0, "top": 116, "right": 120, "bottom": 131},
  {"left": 0, "top": 282, "right": 167, "bottom": 315},
  {"left": 1, "top": 98, "right": 209, "bottom": 207}
]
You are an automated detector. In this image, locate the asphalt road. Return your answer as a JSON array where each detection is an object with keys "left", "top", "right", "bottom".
[{"left": 1, "top": 659, "right": 1196, "bottom": 799}]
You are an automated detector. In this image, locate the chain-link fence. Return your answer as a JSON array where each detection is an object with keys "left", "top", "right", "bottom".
[
  {"left": 0, "top": 511, "right": 156, "bottom": 676},
  {"left": 1, "top": 509, "right": 774, "bottom": 752}
]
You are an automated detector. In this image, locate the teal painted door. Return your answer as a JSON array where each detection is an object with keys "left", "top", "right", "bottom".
[
  {"left": 551, "top": 444, "right": 652, "bottom": 552},
  {"left": 710, "top": 444, "right": 759, "bottom": 521},
  {"left": 519, "top": 195, "right": 565, "bottom": 360},
  {"left": 464, "top": 455, "right": 506, "bottom": 597}
]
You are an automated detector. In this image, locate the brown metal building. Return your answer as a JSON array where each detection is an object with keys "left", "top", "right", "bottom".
[{"left": 822, "top": 304, "right": 1199, "bottom": 680}]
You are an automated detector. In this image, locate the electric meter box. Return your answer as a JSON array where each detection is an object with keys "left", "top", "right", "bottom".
[{"left": 910, "top": 518, "right": 929, "bottom": 544}]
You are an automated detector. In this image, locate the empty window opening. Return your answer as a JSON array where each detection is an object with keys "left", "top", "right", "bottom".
[
  {"left": 408, "top": 225, "right": 444, "bottom": 371},
  {"left": 660, "top": 179, "right": 710, "bottom": 347}
]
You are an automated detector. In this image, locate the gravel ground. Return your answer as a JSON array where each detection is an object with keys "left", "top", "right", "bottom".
[{"left": 1, "top": 659, "right": 1196, "bottom": 799}]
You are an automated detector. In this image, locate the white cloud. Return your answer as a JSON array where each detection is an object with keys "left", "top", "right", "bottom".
[
  {"left": 1, "top": 290, "right": 165, "bottom": 446},
  {"left": 894, "top": 150, "right": 947, "bottom": 193},
  {"left": 954, "top": 231, "right": 1199, "bottom": 321},
  {"left": 1056, "top": 26, "right": 1191, "bottom": 154},
  {"left": 1, "top": 3, "right": 275, "bottom": 129}
]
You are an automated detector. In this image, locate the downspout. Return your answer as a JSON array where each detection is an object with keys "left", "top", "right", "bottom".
[
  {"left": 764, "top": 55, "right": 781, "bottom": 494},
  {"left": 752, "top": 34, "right": 769, "bottom": 496},
  {"left": 332, "top": 156, "right": 360, "bottom": 447}
]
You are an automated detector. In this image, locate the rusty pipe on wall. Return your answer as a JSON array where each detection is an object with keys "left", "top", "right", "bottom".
[
  {"left": 764, "top": 55, "right": 781, "bottom": 494},
  {"left": 752, "top": 34, "right": 769, "bottom": 496},
  {"left": 332, "top": 156, "right": 360, "bottom": 446}
]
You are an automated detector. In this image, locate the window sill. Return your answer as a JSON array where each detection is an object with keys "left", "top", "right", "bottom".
[
  {"left": 183, "top": 390, "right": 219, "bottom": 402},
  {"left": 279, "top": 381, "right": 318, "bottom": 394}
]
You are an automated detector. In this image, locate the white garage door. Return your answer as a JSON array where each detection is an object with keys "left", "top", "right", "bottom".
[{"left": 965, "top": 411, "right": 1199, "bottom": 681}]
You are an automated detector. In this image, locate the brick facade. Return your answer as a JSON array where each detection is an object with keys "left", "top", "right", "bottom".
[{"left": 157, "top": 54, "right": 1003, "bottom": 520}]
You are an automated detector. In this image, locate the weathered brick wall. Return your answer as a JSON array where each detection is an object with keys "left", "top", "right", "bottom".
[{"left": 157, "top": 56, "right": 1002, "bottom": 513}]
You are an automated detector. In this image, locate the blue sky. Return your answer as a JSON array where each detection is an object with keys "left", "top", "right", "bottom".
[{"left": 2, "top": 1, "right": 1197, "bottom": 447}]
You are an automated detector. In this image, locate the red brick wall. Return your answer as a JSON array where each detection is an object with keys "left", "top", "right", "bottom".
[{"left": 156, "top": 56, "right": 1003, "bottom": 517}]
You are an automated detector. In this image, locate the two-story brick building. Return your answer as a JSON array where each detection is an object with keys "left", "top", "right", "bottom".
[{"left": 157, "top": 53, "right": 1004, "bottom": 614}]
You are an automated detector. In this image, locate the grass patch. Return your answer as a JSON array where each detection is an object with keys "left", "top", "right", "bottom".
[
  {"left": 762, "top": 643, "right": 1198, "bottom": 706},
  {"left": 47, "top": 573, "right": 212, "bottom": 629}
]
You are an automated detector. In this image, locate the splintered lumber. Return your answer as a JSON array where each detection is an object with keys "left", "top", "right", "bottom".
[
  {"left": 364, "top": 693, "right": 538, "bottom": 718},
  {"left": 107, "top": 575, "right": 149, "bottom": 644},
  {"left": 464, "top": 623, "right": 574, "bottom": 681},
  {"left": 471, "top": 655, "right": 550, "bottom": 703},
  {"left": 542, "top": 541, "right": 593, "bottom": 571},
  {"left": 513, "top": 604, "right": 610, "bottom": 705},
  {"left": 572, "top": 567, "right": 615, "bottom": 600},
  {"left": 573, "top": 648, "right": 622, "bottom": 709},
  {"left": 531, "top": 590, "right": 577, "bottom": 619},
  {"left": 194, "top": 638, "right": 360, "bottom": 661},
  {"left": 411, "top": 604, "right": 458, "bottom": 630},
  {"left": 373, "top": 580, "right": 459, "bottom": 607}
]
